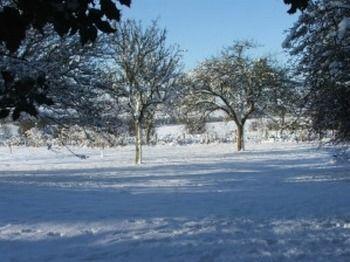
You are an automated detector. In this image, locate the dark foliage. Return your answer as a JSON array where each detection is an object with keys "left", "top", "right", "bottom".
[
  {"left": 284, "top": 0, "right": 350, "bottom": 143},
  {"left": 0, "top": 0, "right": 130, "bottom": 120},
  {"left": 0, "top": 71, "right": 53, "bottom": 120},
  {"left": 0, "top": 0, "right": 130, "bottom": 52},
  {"left": 284, "top": 0, "right": 309, "bottom": 14},
  {"left": 310, "top": 85, "right": 350, "bottom": 142}
]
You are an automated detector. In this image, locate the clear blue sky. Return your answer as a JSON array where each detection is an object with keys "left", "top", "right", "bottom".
[{"left": 123, "top": 0, "right": 297, "bottom": 70}]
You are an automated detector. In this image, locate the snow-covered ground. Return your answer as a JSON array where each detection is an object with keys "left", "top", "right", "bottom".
[{"left": 0, "top": 142, "right": 350, "bottom": 261}]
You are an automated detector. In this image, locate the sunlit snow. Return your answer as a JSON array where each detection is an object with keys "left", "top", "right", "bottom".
[{"left": 0, "top": 142, "right": 349, "bottom": 261}]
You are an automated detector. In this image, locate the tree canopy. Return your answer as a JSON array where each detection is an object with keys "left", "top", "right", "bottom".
[
  {"left": 184, "top": 41, "right": 289, "bottom": 151},
  {"left": 284, "top": 0, "right": 309, "bottom": 14},
  {"left": 0, "top": 0, "right": 130, "bottom": 52},
  {"left": 0, "top": 0, "right": 130, "bottom": 120},
  {"left": 98, "top": 20, "right": 182, "bottom": 164},
  {"left": 283, "top": 0, "right": 350, "bottom": 143}
]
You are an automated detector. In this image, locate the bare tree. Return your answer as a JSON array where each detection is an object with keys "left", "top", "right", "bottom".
[
  {"left": 100, "top": 20, "right": 182, "bottom": 164},
  {"left": 185, "top": 41, "right": 282, "bottom": 151}
]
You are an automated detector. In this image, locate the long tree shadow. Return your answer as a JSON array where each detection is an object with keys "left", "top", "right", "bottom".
[
  {"left": 1, "top": 145, "right": 350, "bottom": 261},
  {"left": 0, "top": 146, "right": 348, "bottom": 223}
]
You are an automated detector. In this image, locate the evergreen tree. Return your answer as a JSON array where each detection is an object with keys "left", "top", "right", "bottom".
[{"left": 283, "top": 0, "right": 350, "bottom": 143}]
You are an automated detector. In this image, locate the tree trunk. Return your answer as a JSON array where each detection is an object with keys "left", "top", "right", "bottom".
[
  {"left": 145, "top": 121, "right": 153, "bottom": 145},
  {"left": 135, "top": 120, "right": 142, "bottom": 165},
  {"left": 236, "top": 124, "right": 245, "bottom": 151},
  {"left": 280, "top": 112, "right": 286, "bottom": 138}
]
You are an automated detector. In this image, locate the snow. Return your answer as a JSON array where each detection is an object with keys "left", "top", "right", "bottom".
[
  {"left": 1, "top": 142, "right": 350, "bottom": 261},
  {"left": 156, "top": 120, "right": 304, "bottom": 145},
  {"left": 1, "top": 118, "right": 306, "bottom": 147}
]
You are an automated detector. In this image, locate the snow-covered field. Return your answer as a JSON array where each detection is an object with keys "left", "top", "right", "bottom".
[{"left": 1, "top": 142, "right": 350, "bottom": 261}]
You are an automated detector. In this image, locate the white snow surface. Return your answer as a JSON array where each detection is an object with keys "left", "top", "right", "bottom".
[{"left": 0, "top": 142, "right": 350, "bottom": 261}]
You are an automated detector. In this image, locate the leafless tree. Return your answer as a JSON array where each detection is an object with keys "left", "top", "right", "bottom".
[
  {"left": 185, "top": 41, "right": 282, "bottom": 151},
  {"left": 100, "top": 20, "right": 182, "bottom": 164}
]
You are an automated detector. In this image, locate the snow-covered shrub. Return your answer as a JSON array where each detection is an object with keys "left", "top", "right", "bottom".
[
  {"left": 24, "top": 127, "right": 48, "bottom": 146},
  {"left": 0, "top": 124, "right": 22, "bottom": 146}
]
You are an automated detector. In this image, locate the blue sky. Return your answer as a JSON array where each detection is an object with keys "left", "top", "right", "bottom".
[{"left": 123, "top": 0, "right": 297, "bottom": 70}]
